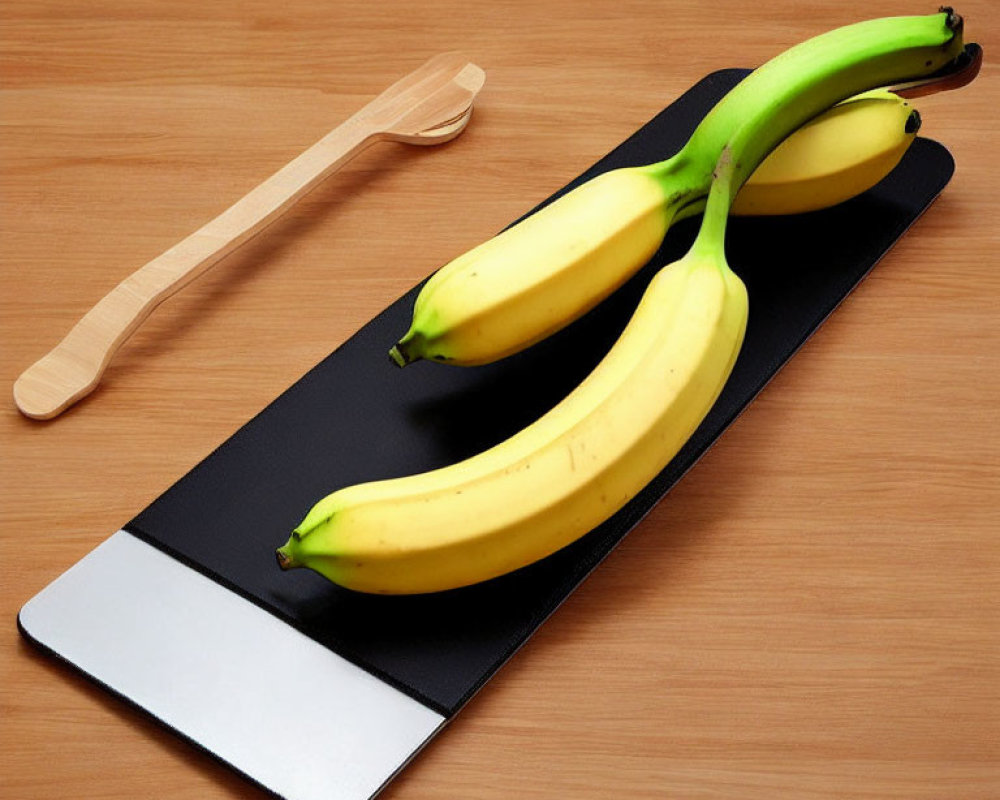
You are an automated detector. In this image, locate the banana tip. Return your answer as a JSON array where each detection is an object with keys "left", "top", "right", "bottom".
[
  {"left": 276, "top": 546, "right": 297, "bottom": 571},
  {"left": 389, "top": 341, "right": 424, "bottom": 367},
  {"left": 388, "top": 344, "right": 408, "bottom": 367},
  {"left": 941, "top": 7, "right": 962, "bottom": 34}
]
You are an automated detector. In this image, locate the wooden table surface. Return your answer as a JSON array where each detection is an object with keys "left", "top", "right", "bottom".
[{"left": 3, "top": 2, "right": 998, "bottom": 797}]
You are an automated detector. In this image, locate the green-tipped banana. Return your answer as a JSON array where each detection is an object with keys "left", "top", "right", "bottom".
[
  {"left": 278, "top": 12, "right": 968, "bottom": 594},
  {"left": 390, "top": 10, "right": 962, "bottom": 368}
]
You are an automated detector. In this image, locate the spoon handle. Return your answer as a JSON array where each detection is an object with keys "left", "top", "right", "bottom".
[{"left": 13, "top": 116, "right": 383, "bottom": 421}]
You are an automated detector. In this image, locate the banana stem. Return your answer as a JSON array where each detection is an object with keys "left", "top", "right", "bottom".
[
  {"left": 690, "top": 97, "right": 800, "bottom": 260},
  {"left": 690, "top": 156, "right": 734, "bottom": 261}
]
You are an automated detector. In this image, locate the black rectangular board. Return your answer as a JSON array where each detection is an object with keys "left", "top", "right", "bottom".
[{"left": 117, "top": 69, "right": 954, "bottom": 718}]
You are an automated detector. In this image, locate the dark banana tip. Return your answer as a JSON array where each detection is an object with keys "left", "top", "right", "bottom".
[
  {"left": 940, "top": 7, "right": 962, "bottom": 34},
  {"left": 276, "top": 546, "right": 295, "bottom": 570},
  {"left": 389, "top": 334, "right": 424, "bottom": 367},
  {"left": 905, "top": 108, "right": 922, "bottom": 134}
]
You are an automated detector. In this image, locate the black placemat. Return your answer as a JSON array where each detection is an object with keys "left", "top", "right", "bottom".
[{"left": 126, "top": 69, "right": 954, "bottom": 718}]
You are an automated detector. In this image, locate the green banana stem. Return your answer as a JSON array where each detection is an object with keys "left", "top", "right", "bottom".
[
  {"left": 688, "top": 129, "right": 759, "bottom": 261},
  {"left": 689, "top": 179, "right": 731, "bottom": 261}
]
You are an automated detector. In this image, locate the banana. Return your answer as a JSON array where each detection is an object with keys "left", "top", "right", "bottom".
[
  {"left": 277, "top": 12, "right": 967, "bottom": 594},
  {"left": 732, "top": 89, "right": 920, "bottom": 216},
  {"left": 390, "top": 11, "right": 963, "bottom": 368},
  {"left": 389, "top": 166, "right": 677, "bottom": 367},
  {"left": 279, "top": 247, "right": 746, "bottom": 593}
]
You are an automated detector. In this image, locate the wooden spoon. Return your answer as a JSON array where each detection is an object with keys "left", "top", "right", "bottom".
[{"left": 14, "top": 52, "right": 486, "bottom": 420}]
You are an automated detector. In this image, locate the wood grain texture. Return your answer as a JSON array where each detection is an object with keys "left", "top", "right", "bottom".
[
  {"left": 11, "top": 51, "right": 482, "bottom": 420},
  {"left": 2, "top": 1, "right": 998, "bottom": 798}
]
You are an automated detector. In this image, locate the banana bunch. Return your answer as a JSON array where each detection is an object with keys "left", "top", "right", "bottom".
[{"left": 277, "top": 11, "right": 967, "bottom": 594}]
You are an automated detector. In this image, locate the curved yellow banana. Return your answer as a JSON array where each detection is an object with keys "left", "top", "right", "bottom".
[
  {"left": 390, "top": 167, "right": 675, "bottom": 366},
  {"left": 733, "top": 89, "right": 918, "bottom": 215},
  {"left": 278, "top": 249, "right": 747, "bottom": 594}
]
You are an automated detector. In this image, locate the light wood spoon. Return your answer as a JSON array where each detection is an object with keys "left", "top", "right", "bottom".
[{"left": 14, "top": 52, "right": 486, "bottom": 420}]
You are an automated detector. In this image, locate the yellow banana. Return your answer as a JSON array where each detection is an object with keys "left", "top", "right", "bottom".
[
  {"left": 277, "top": 12, "right": 967, "bottom": 594},
  {"left": 278, "top": 250, "right": 746, "bottom": 594},
  {"left": 733, "top": 89, "right": 919, "bottom": 215},
  {"left": 390, "top": 166, "right": 675, "bottom": 366}
]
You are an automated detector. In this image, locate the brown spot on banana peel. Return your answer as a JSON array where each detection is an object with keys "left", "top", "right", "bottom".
[
  {"left": 661, "top": 183, "right": 699, "bottom": 213},
  {"left": 712, "top": 146, "right": 733, "bottom": 182}
]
